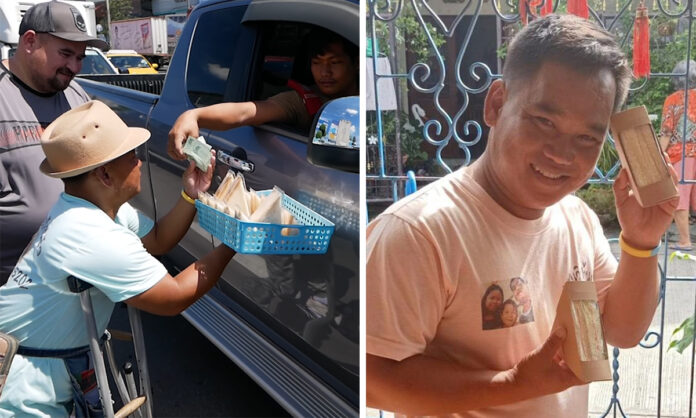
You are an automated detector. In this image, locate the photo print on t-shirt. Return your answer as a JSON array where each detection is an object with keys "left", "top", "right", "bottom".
[{"left": 481, "top": 276, "right": 535, "bottom": 330}]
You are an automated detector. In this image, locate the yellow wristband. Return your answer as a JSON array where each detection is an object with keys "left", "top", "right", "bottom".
[
  {"left": 181, "top": 190, "right": 196, "bottom": 205},
  {"left": 619, "top": 232, "right": 660, "bottom": 258}
]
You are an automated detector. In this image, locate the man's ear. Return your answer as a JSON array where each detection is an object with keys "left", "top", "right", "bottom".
[
  {"left": 483, "top": 79, "right": 506, "bottom": 127},
  {"left": 94, "top": 165, "right": 113, "bottom": 188},
  {"left": 20, "top": 31, "right": 39, "bottom": 52}
]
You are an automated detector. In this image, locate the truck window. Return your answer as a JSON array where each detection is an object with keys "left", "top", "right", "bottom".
[
  {"left": 250, "top": 22, "right": 348, "bottom": 137},
  {"left": 254, "top": 23, "right": 307, "bottom": 101},
  {"left": 186, "top": 7, "right": 246, "bottom": 107}
]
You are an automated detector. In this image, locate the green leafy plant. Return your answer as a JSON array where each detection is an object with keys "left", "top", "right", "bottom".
[
  {"left": 372, "top": 6, "right": 446, "bottom": 63},
  {"left": 670, "top": 315, "right": 695, "bottom": 354},
  {"left": 667, "top": 252, "right": 696, "bottom": 353},
  {"left": 367, "top": 3, "right": 447, "bottom": 179},
  {"left": 596, "top": 140, "right": 621, "bottom": 177},
  {"left": 575, "top": 184, "right": 618, "bottom": 226},
  {"left": 109, "top": 0, "right": 134, "bottom": 21},
  {"left": 367, "top": 111, "right": 425, "bottom": 163},
  {"left": 400, "top": 121, "right": 429, "bottom": 168},
  {"left": 621, "top": 13, "right": 696, "bottom": 131}
]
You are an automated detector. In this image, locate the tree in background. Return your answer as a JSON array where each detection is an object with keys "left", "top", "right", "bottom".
[
  {"left": 109, "top": 0, "right": 134, "bottom": 21},
  {"left": 367, "top": 4, "right": 445, "bottom": 180},
  {"left": 100, "top": 0, "right": 135, "bottom": 45}
]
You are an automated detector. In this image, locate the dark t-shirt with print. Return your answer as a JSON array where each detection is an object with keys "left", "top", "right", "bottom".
[{"left": 0, "top": 63, "right": 90, "bottom": 284}]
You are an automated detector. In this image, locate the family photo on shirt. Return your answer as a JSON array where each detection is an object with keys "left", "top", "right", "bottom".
[{"left": 481, "top": 276, "right": 535, "bottom": 330}]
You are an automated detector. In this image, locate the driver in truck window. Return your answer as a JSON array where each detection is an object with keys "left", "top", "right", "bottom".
[{"left": 167, "top": 26, "right": 358, "bottom": 160}]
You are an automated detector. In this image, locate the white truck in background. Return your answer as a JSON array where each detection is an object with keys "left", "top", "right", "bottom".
[
  {"left": 110, "top": 16, "right": 171, "bottom": 68},
  {"left": 0, "top": 0, "right": 98, "bottom": 60}
]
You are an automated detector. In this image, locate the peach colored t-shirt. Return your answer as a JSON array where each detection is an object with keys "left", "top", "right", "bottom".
[{"left": 366, "top": 167, "right": 617, "bottom": 418}]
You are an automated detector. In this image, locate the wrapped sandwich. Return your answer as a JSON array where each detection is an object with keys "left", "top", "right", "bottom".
[
  {"left": 204, "top": 171, "right": 295, "bottom": 227},
  {"left": 553, "top": 280, "right": 611, "bottom": 382}
]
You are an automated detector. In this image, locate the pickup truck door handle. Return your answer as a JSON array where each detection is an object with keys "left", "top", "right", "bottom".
[{"left": 217, "top": 148, "right": 255, "bottom": 173}]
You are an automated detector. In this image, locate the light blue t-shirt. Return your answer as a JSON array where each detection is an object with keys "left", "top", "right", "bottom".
[{"left": 0, "top": 193, "right": 167, "bottom": 417}]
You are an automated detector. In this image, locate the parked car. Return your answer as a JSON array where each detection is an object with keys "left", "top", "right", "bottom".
[
  {"left": 76, "top": 0, "right": 359, "bottom": 416},
  {"left": 106, "top": 49, "right": 159, "bottom": 74},
  {"left": 79, "top": 47, "right": 118, "bottom": 75}
]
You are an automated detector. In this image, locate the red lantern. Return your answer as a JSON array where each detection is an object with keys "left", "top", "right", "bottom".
[
  {"left": 567, "top": 0, "right": 589, "bottom": 19},
  {"left": 520, "top": 0, "right": 551, "bottom": 25},
  {"left": 520, "top": 0, "right": 530, "bottom": 25},
  {"left": 540, "top": 0, "right": 553, "bottom": 16},
  {"left": 633, "top": 2, "right": 651, "bottom": 78}
]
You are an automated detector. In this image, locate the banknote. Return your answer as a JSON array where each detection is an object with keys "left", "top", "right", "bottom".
[{"left": 183, "top": 136, "right": 212, "bottom": 171}]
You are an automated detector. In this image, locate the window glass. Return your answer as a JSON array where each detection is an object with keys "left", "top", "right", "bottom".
[
  {"left": 79, "top": 54, "right": 116, "bottom": 75},
  {"left": 254, "top": 23, "right": 312, "bottom": 101},
  {"left": 109, "top": 56, "right": 151, "bottom": 69},
  {"left": 187, "top": 7, "right": 246, "bottom": 107}
]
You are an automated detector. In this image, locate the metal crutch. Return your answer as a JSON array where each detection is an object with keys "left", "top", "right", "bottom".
[
  {"left": 127, "top": 305, "right": 153, "bottom": 418},
  {"left": 73, "top": 279, "right": 116, "bottom": 417},
  {"left": 70, "top": 276, "right": 150, "bottom": 418}
]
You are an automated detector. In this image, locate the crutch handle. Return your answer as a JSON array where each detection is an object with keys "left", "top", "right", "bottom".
[
  {"left": 107, "top": 329, "right": 133, "bottom": 342},
  {"left": 114, "top": 396, "right": 146, "bottom": 418}
]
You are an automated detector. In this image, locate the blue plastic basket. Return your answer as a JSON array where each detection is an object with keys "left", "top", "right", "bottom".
[{"left": 196, "top": 190, "right": 335, "bottom": 254}]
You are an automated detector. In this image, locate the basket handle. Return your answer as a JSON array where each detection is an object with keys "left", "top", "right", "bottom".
[{"left": 281, "top": 227, "right": 300, "bottom": 236}]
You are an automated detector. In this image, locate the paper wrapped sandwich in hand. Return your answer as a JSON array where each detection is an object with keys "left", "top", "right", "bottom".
[
  {"left": 553, "top": 280, "right": 611, "bottom": 382},
  {"left": 610, "top": 106, "right": 678, "bottom": 207}
]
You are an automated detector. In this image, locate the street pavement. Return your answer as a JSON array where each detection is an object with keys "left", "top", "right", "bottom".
[
  {"left": 108, "top": 307, "right": 290, "bottom": 417},
  {"left": 589, "top": 223, "right": 696, "bottom": 417}
]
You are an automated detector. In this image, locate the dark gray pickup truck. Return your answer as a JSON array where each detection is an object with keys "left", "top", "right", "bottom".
[{"left": 76, "top": 0, "right": 359, "bottom": 415}]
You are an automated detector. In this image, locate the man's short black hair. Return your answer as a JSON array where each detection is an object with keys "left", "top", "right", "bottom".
[
  {"left": 306, "top": 27, "right": 357, "bottom": 63},
  {"left": 503, "top": 14, "right": 631, "bottom": 112},
  {"left": 61, "top": 171, "right": 90, "bottom": 185}
]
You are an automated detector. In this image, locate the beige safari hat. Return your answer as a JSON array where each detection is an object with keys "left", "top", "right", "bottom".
[{"left": 40, "top": 100, "right": 150, "bottom": 178}]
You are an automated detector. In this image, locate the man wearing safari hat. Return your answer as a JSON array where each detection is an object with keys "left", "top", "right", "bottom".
[
  {"left": 0, "top": 100, "right": 237, "bottom": 416},
  {"left": 0, "top": 1, "right": 110, "bottom": 286}
]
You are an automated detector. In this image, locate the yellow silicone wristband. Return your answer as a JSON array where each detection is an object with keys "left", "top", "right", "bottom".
[
  {"left": 181, "top": 190, "right": 195, "bottom": 205},
  {"left": 619, "top": 232, "right": 659, "bottom": 258}
]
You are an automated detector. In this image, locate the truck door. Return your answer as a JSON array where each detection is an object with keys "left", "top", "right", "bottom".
[{"left": 197, "top": 16, "right": 359, "bottom": 404}]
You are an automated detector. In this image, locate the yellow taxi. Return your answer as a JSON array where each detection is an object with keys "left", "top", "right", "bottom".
[{"left": 106, "top": 50, "right": 159, "bottom": 74}]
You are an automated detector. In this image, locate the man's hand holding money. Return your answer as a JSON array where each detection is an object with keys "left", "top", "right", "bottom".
[
  {"left": 183, "top": 136, "right": 213, "bottom": 172},
  {"left": 182, "top": 149, "right": 216, "bottom": 201}
]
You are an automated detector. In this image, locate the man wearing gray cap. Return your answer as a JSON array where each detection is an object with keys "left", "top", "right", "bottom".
[
  {"left": 0, "top": 1, "right": 109, "bottom": 285},
  {"left": 0, "top": 100, "right": 235, "bottom": 416}
]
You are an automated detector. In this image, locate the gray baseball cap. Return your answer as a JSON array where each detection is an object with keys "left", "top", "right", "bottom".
[{"left": 19, "top": 1, "right": 109, "bottom": 51}]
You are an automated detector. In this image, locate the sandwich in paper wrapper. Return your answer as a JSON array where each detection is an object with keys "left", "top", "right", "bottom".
[
  {"left": 553, "top": 280, "right": 611, "bottom": 382},
  {"left": 609, "top": 106, "right": 678, "bottom": 207},
  {"left": 198, "top": 170, "right": 295, "bottom": 234}
]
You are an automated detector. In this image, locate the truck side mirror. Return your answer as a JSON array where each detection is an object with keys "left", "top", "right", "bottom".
[{"left": 307, "top": 96, "right": 359, "bottom": 173}]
